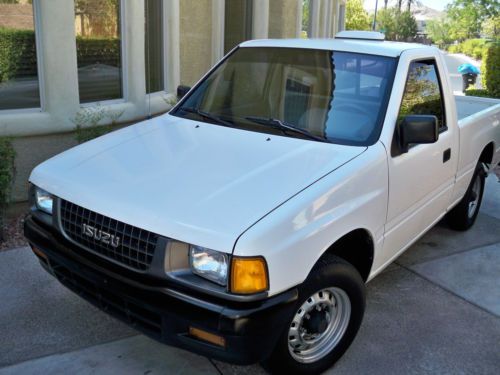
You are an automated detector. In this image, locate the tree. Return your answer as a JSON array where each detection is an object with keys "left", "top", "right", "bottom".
[
  {"left": 397, "top": 10, "right": 418, "bottom": 40},
  {"left": 376, "top": 7, "right": 418, "bottom": 41},
  {"left": 75, "top": 0, "right": 119, "bottom": 38},
  {"left": 447, "top": 1, "right": 483, "bottom": 39},
  {"left": 346, "top": 0, "right": 371, "bottom": 31},
  {"left": 481, "top": 15, "right": 500, "bottom": 38},
  {"left": 426, "top": 17, "right": 454, "bottom": 48},
  {"left": 446, "top": 0, "right": 499, "bottom": 40},
  {"left": 377, "top": 8, "right": 397, "bottom": 39}
]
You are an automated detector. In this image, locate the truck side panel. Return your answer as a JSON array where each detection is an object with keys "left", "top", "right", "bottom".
[{"left": 451, "top": 99, "right": 500, "bottom": 209}]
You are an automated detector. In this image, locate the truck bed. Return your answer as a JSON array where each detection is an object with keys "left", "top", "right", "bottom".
[{"left": 455, "top": 95, "right": 500, "bottom": 121}]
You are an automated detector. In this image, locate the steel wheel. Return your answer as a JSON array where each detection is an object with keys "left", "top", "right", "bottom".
[
  {"left": 287, "top": 287, "right": 351, "bottom": 364},
  {"left": 468, "top": 176, "right": 481, "bottom": 218}
]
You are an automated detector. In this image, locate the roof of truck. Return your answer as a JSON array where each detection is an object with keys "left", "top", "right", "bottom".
[{"left": 239, "top": 38, "right": 435, "bottom": 58}]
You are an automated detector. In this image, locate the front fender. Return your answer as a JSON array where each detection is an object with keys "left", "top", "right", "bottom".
[{"left": 233, "top": 143, "right": 389, "bottom": 296}]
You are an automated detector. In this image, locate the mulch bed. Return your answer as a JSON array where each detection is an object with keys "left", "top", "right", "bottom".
[{"left": 0, "top": 213, "right": 28, "bottom": 251}]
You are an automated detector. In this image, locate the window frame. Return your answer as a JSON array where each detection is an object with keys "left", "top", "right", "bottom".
[
  {"left": 396, "top": 57, "right": 448, "bottom": 133},
  {"left": 0, "top": 0, "right": 44, "bottom": 114},
  {"left": 77, "top": 0, "right": 127, "bottom": 107},
  {"left": 391, "top": 57, "right": 448, "bottom": 157}
]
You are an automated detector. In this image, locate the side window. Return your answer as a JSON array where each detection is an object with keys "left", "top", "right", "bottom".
[{"left": 398, "top": 60, "right": 446, "bottom": 131}]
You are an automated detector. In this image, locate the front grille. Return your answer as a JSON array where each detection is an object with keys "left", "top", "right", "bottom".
[{"left": 60, "top": 200, "right": 159, "bottom": 271}]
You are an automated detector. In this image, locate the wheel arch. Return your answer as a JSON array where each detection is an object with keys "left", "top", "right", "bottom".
[
  {"left": 479, "top": 142, "right": 494, "bottom": 166},
  {"left": 317, "top": 229, "right": 374, "bottom": 282}
]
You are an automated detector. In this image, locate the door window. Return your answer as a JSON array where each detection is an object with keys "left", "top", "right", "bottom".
[{"left": 398, "top": 60, "right": 446, "bottom": 131}]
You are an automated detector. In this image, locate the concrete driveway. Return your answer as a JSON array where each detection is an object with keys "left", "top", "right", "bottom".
[{"left": 1, "top": 176, "right": 499, "bottom": 374}]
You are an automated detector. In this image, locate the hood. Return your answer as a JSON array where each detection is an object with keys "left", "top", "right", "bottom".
[{"left": 30, "top": 114, "right": 366, "bottom": 252}]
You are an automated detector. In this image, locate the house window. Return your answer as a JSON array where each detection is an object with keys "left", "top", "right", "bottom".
[
  {"left": 74, "top": 0, "right": 123, "bottom": 103},
  {"left": 145, "top": 0, "right": 164, "bottom": 94},
  {"left": 224, "top": 0, "right": 253, "bottom": 54},
  {"left": 0, "top": 0, "right": 41, "bottom": 110}
]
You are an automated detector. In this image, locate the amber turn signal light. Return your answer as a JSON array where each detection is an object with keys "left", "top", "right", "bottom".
[
  {"left": 30, "top": 245, "right": 47, "bottom": 260},
  {"left": 189, "top": 327, "right": 226, "bottom": 347},
  {"left": 230, "top": 256, "right": 269, "bottom": 294}
]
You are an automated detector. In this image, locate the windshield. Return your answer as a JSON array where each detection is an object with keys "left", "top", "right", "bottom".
[{"left": 172, "top": 47, "right": 397, "bottom": 146}]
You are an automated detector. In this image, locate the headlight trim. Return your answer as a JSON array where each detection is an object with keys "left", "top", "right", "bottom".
[
  {"left": 35, "top": 186, "right": 54, "bottom": 215},
  {"left": 189, "top": 245, "right": 229, "bottom": 286}
]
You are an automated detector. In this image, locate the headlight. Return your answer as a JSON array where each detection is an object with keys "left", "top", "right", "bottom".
[
  {"left": 190, "top": 245, "right": 228, "bottom": 286},
  {"left": 35, "top": 187, "right": 53, "bottom": 214}
]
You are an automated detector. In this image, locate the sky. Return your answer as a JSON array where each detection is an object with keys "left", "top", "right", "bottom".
[{"left": 363, "top": 0, "right": 452, "bottom": 11}]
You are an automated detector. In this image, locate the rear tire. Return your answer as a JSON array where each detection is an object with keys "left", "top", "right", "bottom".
[
  {"left": 266, "top": 255, "right": 365, "bottom": 374},
  {"left": 447, "top": 162, "right": 485, "bottom": 231}
]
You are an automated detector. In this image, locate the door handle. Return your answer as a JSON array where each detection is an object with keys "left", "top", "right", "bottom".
[{"left": 443, "top": 148, "right": 451, "bottom": 163}]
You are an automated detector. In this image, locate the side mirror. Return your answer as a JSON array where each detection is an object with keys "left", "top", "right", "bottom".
[
  {"left": 398, "top": 115, "right": 439, "bottom": 153},
  {"left": 177, "top": 85, "right": 191, "bottom": 100}
]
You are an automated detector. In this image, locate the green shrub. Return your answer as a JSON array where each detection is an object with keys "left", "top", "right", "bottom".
[
  {"left": 0, "top": 28, "right": 120, "bottom": 84},
  {"left": 481, "top": 43, "right": 500, "bottom": 98},
  {"left": 465, "top": 89, "right": 493, "bottom": 97},
  {"left": 0, "top": 137, "right": 16, "bottom": 242},
  {"left": 448, "top": 39, "right": 489, "bottom": 60},
  {"left": 72, "top": 104, "right": 124, "bottom": 144},
  {"left": 0, "top": 28, "right": 37, "bottom": 82},
  {"left": 76, "top": 36, "right": 121, "bottom": 68}
]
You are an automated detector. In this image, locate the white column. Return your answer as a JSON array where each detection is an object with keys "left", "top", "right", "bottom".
[
  {"left": 123, "top": 0, "right": 146, "bottom": 115},
  {"left": 165, "top": 0, "right": 180, "bottom": 93},
  {"left": 309, "top": 0, "right": 322, "bottom": 38},
  {"left": 252, "top": 0, "right": 269, "bottom": 39},
  {"left": 331, "top": 0, "right": 341, "bottom": 36},
  {"left": 338, "top": 0, "right": 346, "bottom": 32},
  {"left": 212, "top": 0, "right": 225, "bottom": 64},
  {"left": 36, "top": 0, "right": 79, "bottom": 117}
]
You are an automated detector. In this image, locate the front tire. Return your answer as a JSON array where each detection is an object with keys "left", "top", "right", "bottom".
[
  {"left": 266, "top": 255, "right": 365, "bottom": 374},
  {"left": 447, "top": 162, "right": 486, "bottom": 231}
]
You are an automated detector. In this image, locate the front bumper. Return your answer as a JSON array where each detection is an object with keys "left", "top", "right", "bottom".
[{"left": 24, "top": 215, "right": 298, "bottom": 365}]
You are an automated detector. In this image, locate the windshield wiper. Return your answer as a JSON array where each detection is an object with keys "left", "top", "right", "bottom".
[
  {"left": 181, "top": 107, "right": 234, "bottom": 127},
  {"left": 245, "top": 116, "right": 328, "bottom": 143}
]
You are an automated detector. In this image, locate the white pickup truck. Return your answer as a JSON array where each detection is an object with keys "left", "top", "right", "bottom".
[{"left": 25, "top": 31, "right": 500, "bottom": 374}]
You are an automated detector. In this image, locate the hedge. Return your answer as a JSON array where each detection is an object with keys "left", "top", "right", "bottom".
[
  {"left": 481, "top": 43, "right": 500, "bottom": 98},
  {"left": 0, "top": 28, "right": 120, "bottom": 83},
  {"left": 0, "top": 137, "right": 15, "bottom": 242},
  {"left": 448, "top": 39, "right": 489, "bottom": 60},
  {"left": 0, "top": 28, "right": 37, "bottom": 82},
  {"left": 465, "top": 89, "right": 493, "bottom": 97}
]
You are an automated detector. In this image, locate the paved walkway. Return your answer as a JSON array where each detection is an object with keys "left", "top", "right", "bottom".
[{"left": 1, "top": 177, "right": 499, "bottom": 374}]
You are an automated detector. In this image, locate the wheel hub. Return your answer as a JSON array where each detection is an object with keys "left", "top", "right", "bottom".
[
  {"left": 302, "top": 307, "right": 329, "bottom": 334},
  {"left": 287, "top": 287, "right": 351, "bottom": 364}
]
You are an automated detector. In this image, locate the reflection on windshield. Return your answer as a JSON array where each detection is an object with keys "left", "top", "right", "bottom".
[{"left": 173, "top": 47, "right": 396, "bottom": 146}]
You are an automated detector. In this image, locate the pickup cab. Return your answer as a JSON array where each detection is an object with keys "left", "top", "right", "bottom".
[{"left": 24, "top": 31, "right": 500, "bottom": 374}]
